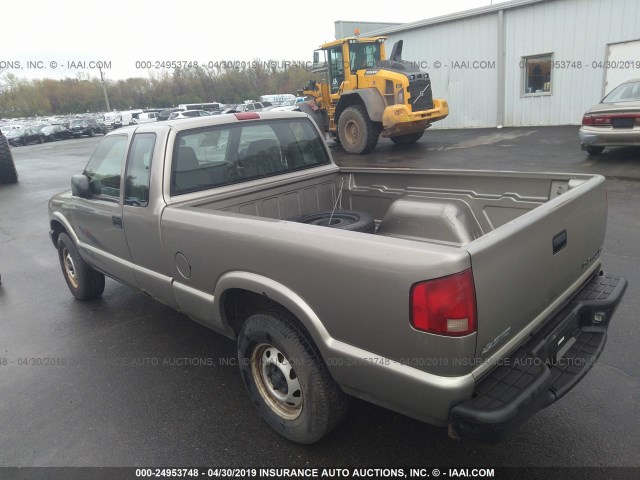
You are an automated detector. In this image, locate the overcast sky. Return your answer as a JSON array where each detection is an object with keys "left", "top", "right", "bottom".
[{"left": 2, "top": 0, "right": 510, "bottom": 80}]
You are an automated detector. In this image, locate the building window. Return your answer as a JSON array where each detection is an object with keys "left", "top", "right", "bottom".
[{"left": 523, "top": 54, "right": 552, "bottom": 95}]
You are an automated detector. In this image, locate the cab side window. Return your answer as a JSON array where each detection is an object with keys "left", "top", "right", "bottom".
[
  {"left": 125, "top": 133, "right": 156, "bottom": 206},
  {"left": 83, "top": 135, "right": 128, "bottom": 200}
]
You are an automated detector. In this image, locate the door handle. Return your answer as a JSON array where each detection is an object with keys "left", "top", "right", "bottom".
[{"left": 112, "top": 216, "right": 123, "bottom": 229}]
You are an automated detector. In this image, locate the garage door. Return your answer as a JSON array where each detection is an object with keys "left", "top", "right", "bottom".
[{"left": 605, "top": 40, "right": 640, "bottom": 95}]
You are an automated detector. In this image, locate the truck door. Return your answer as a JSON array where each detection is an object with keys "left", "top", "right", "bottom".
[
  {"left": 69, "top": 134, "right": 137, "bottom": 287},
  {"left": 121, "top": 132, "right": 178, "bottom": 308}
]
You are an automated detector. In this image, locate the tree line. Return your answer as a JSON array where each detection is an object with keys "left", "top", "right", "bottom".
[{"left": 0, "top": 64, "right": 316, "bottom": 118}]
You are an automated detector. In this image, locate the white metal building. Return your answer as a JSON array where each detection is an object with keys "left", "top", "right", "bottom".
[{"left": 342, "top": 0, "right": 640, "bottom": 128}]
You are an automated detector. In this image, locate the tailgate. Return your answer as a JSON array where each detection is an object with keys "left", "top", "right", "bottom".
[{"left": 466, "top": 174, "right": 608, "bottom": 362}]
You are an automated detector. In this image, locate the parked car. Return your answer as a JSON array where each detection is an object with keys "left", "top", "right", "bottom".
[
  {"left": 234, "top": 102, "right": 266, "bottom": 112},
  {"left": 157, "top": 108, "right": 184, "bottom": 121},
  {"left": 168, "top": 109, "right": 211, "bottom": 120},
  {"left": 269, "top": 97, "right": 307, "bottom": 112},
  {"left": 48, "top": 112, "right": 626, "bottom": 445},
  {"left": 579, "top": 78, "right": 640, "bottom": 155},
  {"left": 0, "top": 125, "right": 23, "bottom": 135},
  {"left": 102, "top": 112, "right": 123, "bottom": 130},
  {"left": 133, "top": 112, "right": 160, "bottom": 124},
  {"left": 6, "top": 127, "right": 45, "bottom": 146},
  {"left": 39, "top": 124, "right": 72, "bottom": 142},
  {"left": 68, "top": 118, "right": 107, "bottom": 138}
]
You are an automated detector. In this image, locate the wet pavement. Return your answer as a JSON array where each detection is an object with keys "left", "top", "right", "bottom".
[{"left": 0, "top": 126, "right": 639, "bottom": 468}]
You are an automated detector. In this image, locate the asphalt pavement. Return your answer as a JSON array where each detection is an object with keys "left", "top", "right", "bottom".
[{"left": 0, "top": 126, "right": 639, "bottom": 469}]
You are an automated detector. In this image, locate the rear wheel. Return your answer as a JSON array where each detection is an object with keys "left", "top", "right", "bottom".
[
  {"left": 337, "top": 105, "right": 379, "bottom": 154},
  {"left": 238, "top": 310, "right": 349, "bottom": 444},
  {"left": 88, "top": 129, "right": 95, "bottom": 137},
  {"left": 57, "top": 233, "right": 105, "bottom": 300},
  {"left": 0, "top": 133, "right": 18, "bottom": 184},
  {"left": 390, "top": 131, "right": 424, "bottom": 145},
  {"left": 585, "top": 146, "right": 604, "bottom": 155}
]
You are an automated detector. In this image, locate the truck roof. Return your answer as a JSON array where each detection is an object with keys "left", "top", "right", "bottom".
[{"left": 126, "top": 110, "right": 314, "bottom": 135}]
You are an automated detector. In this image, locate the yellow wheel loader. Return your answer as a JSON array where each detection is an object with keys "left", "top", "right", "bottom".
[{"left": 301, "top": 36, "right": 448, "bottom": 154}]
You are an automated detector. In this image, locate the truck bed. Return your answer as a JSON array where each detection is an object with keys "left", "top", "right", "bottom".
[
  {"left": 170, "top": 167, "right": 607, "bottom": 368},
  {"left": 181, "top": 167, "right": 597, "bottom": 246}
]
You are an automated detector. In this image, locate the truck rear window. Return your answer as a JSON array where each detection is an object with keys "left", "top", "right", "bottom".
[{"left": 171, "top": 118, "right": 330, "bottom": 195}]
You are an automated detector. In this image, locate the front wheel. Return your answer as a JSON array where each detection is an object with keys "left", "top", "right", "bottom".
[
  {"left": 390, "top": 131, "right": 424, "bottom": 145},
  {"left": 238, "top": 310, "right": 349, "bottom": 444},
  {"left": 88, "top": 129, "right": 95, "bottom": 137},
  {"left": 0, "top": 133, "right": 18, "bottom": 184},
  {"left": 585, "top": 146, "right": 604, "bottom": 155},
  {"left": 57, "top": 233, "right": 105, "bottom": 300},
  {"left": 337, "top": 105, "right": 379, "bottom": 154}
]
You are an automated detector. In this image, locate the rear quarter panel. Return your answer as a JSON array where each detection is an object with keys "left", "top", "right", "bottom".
[{"left": 159, "top": 206, "right": 475, "bottom": 376}]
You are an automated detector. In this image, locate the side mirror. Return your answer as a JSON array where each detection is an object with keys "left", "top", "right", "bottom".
[
  {"left": 313, "top": 51, "right": 319, "bottom": 65},
  {"left": 71, "top": 174, "right": 91, "bottom": 198},
  {"left": 89, "top": 178, "right": 102, "bottom": 196}
]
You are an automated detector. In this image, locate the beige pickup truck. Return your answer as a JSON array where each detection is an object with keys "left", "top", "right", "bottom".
[{"left": 48, "top": 111, "right": 626, "bottom": 444}]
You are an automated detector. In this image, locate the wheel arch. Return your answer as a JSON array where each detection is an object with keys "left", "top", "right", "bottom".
[
  {"left": 214, "top": 272, "right": 332, "bottom": 354},
  {"left": 335, "top": 88, "right": 386, "bottom": 124},
  {"left": 49, "top": 212, "right": 79, "bottom": 248}
]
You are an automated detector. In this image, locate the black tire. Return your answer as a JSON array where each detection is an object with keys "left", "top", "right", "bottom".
[
  {"left": 585, "top": 146, "right": 604, "bottom": 155},
  {"left": 38, "top": 136, "right": 44, "bottom": 144},
  {"left": 238, "top": 310, "right": 349, "bottom": 444},
  {"left": 390, "top": 131, "right": 424, "bottom": 145},
  {"left": 0, "top": 133, "right": 18, "bottom": 184},
  {"left": 294, "top": 210, "right": 375, "bottom": 233},
  {"left": 88, "top": 129, "right": 95, "bottom": 137},
  {"left": 296, "top": 103, "right": 328, "bottom": 135},
  {"left": 57, "top": 233, "right": 105, "bottom": 300},
  {"left": 337, "top": 105, "right": 379, "bottom": 154}
]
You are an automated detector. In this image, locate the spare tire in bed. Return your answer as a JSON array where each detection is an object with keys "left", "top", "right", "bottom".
[{"left": 294, "top": 210, "right": 375, "bottom": 233}]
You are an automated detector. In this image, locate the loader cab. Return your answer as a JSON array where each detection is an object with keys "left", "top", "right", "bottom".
[
  {"left": 347, "top": 40, "right": 382, "bottom": 74},
  {"left": 313, "top": 37, "right": 387, "bottom": 96}
]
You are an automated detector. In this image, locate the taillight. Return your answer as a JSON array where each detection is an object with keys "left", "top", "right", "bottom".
[
  {"left": 581, "top": 114, "right": 594, "bottom": 125},
  {"left": 582, "top": 114, "right": 611, "bottom": 125},
  {"left": 582, "top": 113, "right": 640, "bottom": 126},
  {"left": 411, "top": 269, "right": 477, "bottom": 336}
]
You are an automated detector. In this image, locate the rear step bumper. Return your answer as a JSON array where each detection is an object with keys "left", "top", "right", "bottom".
[{"left": 449, "top": 270, "right": 627, "bottom": 442}]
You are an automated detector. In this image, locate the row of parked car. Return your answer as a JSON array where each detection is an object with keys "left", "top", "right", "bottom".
[
  {"left": 155, "top": 98, "right": 307, "bottom": 121},
  {"left": 0, "top": 118, "right": 107, "bottom": 147},
  {"left": 0, "top": 96, "right": 308, "bottom": 147}
]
